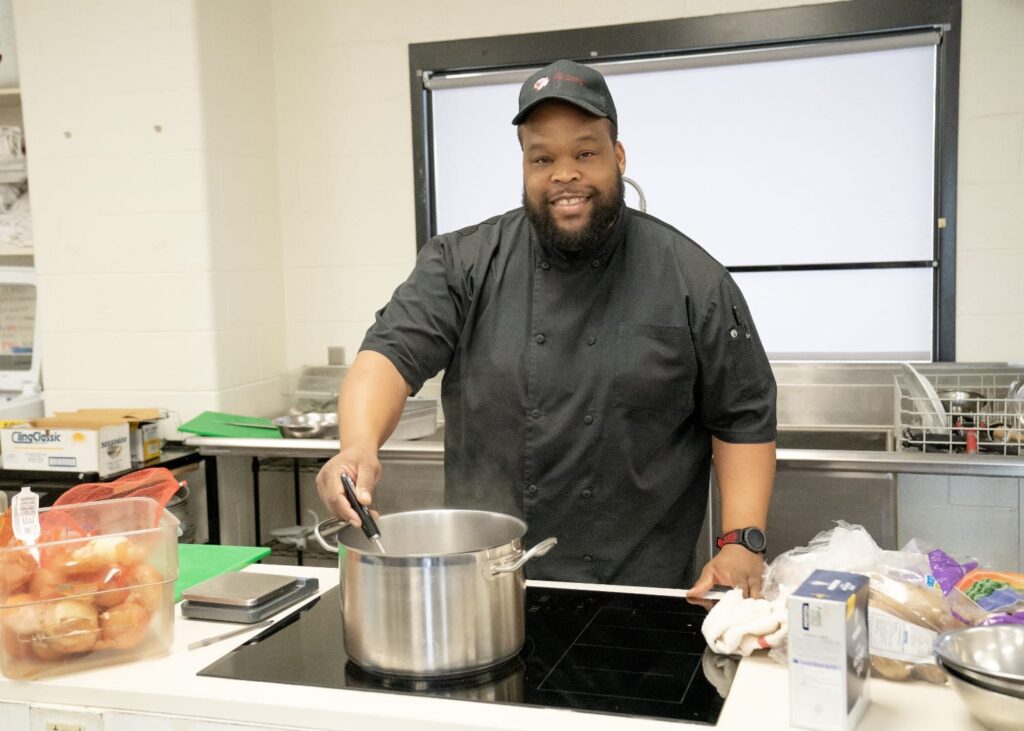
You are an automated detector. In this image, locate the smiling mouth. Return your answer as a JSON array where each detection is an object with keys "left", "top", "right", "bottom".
[{"left": 548, "top": 190, "right": 593, "bottom": 212}]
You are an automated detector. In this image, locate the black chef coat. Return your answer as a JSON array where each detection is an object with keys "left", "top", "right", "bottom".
[{"left": 361, "top": 204, "right": 776, "bottom": 588}]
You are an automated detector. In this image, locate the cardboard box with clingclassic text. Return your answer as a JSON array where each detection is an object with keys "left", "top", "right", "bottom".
[{"left": 0, "top": 415, "right": 132, "bottom": 476}]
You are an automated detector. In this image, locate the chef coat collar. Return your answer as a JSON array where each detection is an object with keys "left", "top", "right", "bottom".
[{"left": 531, "top": 203, "right": 629, "bottom": 270}]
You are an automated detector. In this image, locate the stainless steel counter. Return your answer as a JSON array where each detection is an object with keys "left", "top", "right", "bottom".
[
  {"left": 184, "top": 433, "right": 1024, "bottom": 477},
  {"left": 186, "top": 362, "right": 1024, "bottom": 570},
  {"left": 187, "top": 361, "right": 1024, "bottom": 471},
  {"left": 183, "top": 433, "right": 444, "bottom": 461}
]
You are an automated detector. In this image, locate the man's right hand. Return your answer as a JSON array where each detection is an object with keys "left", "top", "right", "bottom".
[{"left": 315, "top": 447, "right": 382, "bottom": 528}]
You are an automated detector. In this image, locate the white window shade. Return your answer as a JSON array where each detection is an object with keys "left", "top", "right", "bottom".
[{"left": 619, "top": 45, "right": 936, "bottom": 266}]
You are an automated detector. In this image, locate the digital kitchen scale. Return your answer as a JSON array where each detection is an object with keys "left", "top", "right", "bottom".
[
  {"left": 198, "top": 585, "right": 732, "bottom": 725},
  {"left": 182, "top": 573, "right": 319, "bottom": 623}
]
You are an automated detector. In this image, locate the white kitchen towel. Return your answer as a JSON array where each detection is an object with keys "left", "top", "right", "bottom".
[{"left": 701, "top": 588, "right": 788, "bottom": 656}]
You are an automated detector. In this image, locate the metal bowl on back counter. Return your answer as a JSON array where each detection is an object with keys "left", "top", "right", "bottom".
[{"left": 273, "top": 412, "right": 339, "bottom": 439}]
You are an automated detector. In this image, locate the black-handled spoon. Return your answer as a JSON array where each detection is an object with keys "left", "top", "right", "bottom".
[{"left": 340, "top": 472, "right": 386, "bottom": 554}]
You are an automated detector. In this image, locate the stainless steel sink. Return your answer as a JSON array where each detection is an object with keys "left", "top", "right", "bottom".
[{"left": 776, "top": 428, "right": 892, "bottom": 452}]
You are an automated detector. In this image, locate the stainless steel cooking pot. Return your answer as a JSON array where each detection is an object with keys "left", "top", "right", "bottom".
[{"left": 314, "top": 509, "right": 556, "bottom": 677}]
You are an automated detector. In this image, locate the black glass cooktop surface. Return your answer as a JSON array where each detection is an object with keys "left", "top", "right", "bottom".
[{"left": 198, "top": 585, "right": 735, "bottom": 725}]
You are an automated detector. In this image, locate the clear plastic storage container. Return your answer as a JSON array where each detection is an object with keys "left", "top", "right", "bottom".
[{"left": 0, "top": 497, "right": 178, "bottom": 679}]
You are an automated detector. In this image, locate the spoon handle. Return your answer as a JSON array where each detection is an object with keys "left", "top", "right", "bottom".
[{"left": 340, "top": 472, "right": 383, "bottom": 548}]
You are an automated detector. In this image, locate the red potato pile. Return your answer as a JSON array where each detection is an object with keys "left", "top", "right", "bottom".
[{"left": 0, "top": 534, "right": 164, "bottom": 669}]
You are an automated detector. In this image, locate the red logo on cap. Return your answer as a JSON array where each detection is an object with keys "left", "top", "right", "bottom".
[
  {"left": 552, "top": 72, "right": 585, "bottom": 86},
  {"left": 534, "top": 77, "right": 549, "bottom": 91}
]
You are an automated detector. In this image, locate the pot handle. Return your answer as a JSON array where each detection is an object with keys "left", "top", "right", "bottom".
[
  {"left": 313, "top": 516, "right": 348, "bottom": 554},
  {"left": 489, "top": 537, "right": 558, "bottom": 576}
]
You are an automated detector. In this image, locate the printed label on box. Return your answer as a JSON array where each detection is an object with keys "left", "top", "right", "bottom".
[{"left": 0, "top": 423, "right": 132, "bottom": 476}]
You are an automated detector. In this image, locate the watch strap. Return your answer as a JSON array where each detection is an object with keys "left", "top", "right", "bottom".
[
  {"left": 715, "top": 527, "right": 766, "bottom": 554},
  {"left": 716, "top": 529, "right": 741, "bottom": 549}
]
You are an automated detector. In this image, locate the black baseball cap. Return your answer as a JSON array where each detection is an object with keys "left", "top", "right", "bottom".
[{"left": 511, "top": 59, "right": 617, "bottom": 127}]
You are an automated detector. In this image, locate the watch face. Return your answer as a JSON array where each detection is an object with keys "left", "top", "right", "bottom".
[{"left": 744, "top": 527, "right": 767, "bottom": 552}]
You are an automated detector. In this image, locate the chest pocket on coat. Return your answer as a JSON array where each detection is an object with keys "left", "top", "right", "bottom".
[{"left": 611, "top": 324, "right": 697, "bottom": 413}]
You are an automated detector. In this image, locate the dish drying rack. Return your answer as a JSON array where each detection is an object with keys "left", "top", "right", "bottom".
[{"left": 895, "top": 369, "right": 1024, "bottom": 456}]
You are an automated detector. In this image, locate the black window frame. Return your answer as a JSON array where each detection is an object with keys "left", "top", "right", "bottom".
[{"left": 408, "top": 0, "right": 961, "bottom": 361}]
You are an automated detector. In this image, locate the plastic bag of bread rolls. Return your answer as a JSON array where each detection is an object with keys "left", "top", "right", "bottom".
[
  {"left": 761, "top": 523, "right": 964, "bottom": 683},
  {"left": 866, "top": 570, "right": 964, "bottom": 684}
]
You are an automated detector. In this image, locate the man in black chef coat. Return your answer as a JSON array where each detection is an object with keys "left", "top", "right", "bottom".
[{"left": 316, "top": 59, "right": 777, "bottom": 597}]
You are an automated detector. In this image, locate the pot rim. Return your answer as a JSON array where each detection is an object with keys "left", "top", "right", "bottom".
[{"left": 337, "top": 508, "right": 529, "bottom": 558}]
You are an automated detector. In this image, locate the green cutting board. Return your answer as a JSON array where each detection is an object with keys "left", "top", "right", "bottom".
[
  {"left": 178, "top": 411, "right": 283, "bottom": 439},
  {"left": 174, "top": 543, "right": 272, "bottom": 602}
]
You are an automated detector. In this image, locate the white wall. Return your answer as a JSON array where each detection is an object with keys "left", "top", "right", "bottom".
[
  {"left": 13, "top": 0, "right": 285, "bottom": 421},
  {"left": 195, "top": 1, "right": 286, "bottom": 416},
  {"left": 9, "top": 0, "right": 1023, "bottom": 427},
  {"left": 273, "top": 0, "right": 834, "bottom": 371},
  {"left": 955, "top": 0, "right": 1024, "bottom": 360}
]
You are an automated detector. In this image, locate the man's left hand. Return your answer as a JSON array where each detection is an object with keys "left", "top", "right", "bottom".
[{"left": 686, "top": 545, "right": 765, "bottom": 608}]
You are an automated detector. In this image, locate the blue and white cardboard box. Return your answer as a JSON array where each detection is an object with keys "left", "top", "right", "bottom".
[
  {"left": 788, "top": 569, "right": 871, "bottom": 731},
  {"left": 0, "top": 416, "right": 131, "bottom": 476}
]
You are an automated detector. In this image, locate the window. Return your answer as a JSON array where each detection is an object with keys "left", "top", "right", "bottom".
[{"left": 409, "top": 0, "right": 961, "bottom": 360}]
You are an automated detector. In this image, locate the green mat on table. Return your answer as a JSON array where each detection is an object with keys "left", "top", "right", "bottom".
[
  {"left": 174, "top": 543, "right": 272, "bottom": 602},
  {"left": 177, "top": 411, "right": 282, "bottom": 439}
]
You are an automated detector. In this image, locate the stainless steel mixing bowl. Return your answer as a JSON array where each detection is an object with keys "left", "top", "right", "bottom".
[
  {"left": 939, "top": 658, "right": 1024, "bottom": 730},
  {"left": 934, "top": 625, "right": 1024, "bottom": 686},
  {"left": 272, "top": 412, "right": 339, "bottom": 439}
]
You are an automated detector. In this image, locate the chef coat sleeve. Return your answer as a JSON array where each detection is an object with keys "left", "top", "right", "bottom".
[
  {"left": 696, "top": 273, "right": 777, "bottom": 443},
  {"left": 359, "top": 237, "right": 465, "bottom": 395}
]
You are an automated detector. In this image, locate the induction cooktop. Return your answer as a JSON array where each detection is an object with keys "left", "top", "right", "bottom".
[{"left": 198, "top": 585, "right": 736, "bottom": 725}]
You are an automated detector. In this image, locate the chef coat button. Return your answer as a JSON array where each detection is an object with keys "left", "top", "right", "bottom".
[
  {"left": 582, "top": 489, "right": 593, "bottom": 499},
  {"left": 527, "top": 484, "right": 538, "bottom": 495},
  {"left": 531, "top": 409, "right": 541, "bottom": 419},
  {"left": 591, "top": 259, "right": 600, "bottom": 268},
  {"left": 583, "top": 554, "right": 593, "bottom": 562},
  {"left": 587, "top": 336, "right": 596, "bottom": 346},
  {"left": 583, "top": 414, "right": 594, "bottom": 425},
  {"left": 535, "top": 334, "right": 546, "bottom": 344},
  {"left": 540, "top": 261, "right": 551, "bottom": 270}
]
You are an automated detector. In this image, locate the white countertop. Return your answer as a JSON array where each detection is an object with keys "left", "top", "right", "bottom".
[{"left": 0, "top": 565, "right": 985, "bottom": 730}]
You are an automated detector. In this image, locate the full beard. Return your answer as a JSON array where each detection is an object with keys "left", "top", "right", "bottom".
[{"left": 523, "top": 174, "right": 625, "bottom": 256}]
